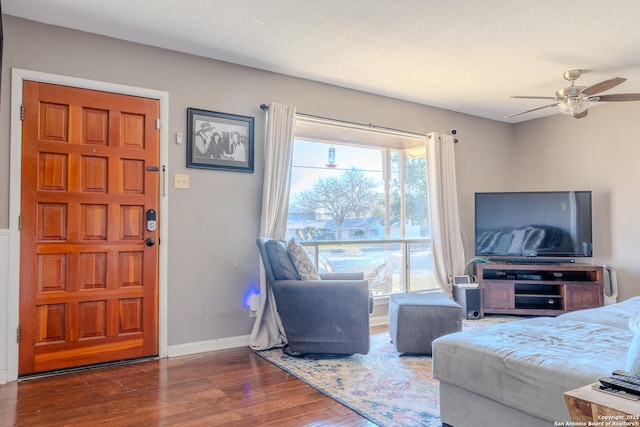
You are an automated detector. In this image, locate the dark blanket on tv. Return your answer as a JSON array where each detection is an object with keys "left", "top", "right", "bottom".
[{"left": 476, "top": 225, "right": 574, "bottom": 256}]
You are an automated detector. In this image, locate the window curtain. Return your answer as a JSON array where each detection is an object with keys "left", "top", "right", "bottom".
[
  {"left": 249, "top": 102, "right": 297, "bottom": 350},
  {"left": 426, "top": 132, "right": 465, "bottom": 296}
]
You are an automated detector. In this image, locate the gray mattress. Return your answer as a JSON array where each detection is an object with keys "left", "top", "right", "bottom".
[
  {"left": 432, "top": 314, "right": 633, "bottom": 422},
  {"left": 557, "top": 296, "right": 640, "bottom": 329}
]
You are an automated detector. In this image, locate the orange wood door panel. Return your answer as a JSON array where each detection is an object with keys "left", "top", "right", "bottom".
[{"left": 19, "top": 81, "right": 160, "bottom": 375}]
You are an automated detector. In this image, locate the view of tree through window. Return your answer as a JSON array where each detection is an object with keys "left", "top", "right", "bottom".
[
  {"left": 286, "top": 123, "right": 436, "bottom": 295},
  {"left": 294, "top": 167, "right": 383, "bottom": 240},
  {"left": 288, "top": 140, "right": 429, "bottom": 241},
  {"left": 288, "top": 140, "right": 385, "bottom": 240},
  {"left": 390, "top": 152, "right": 429, "bottom": 236}
]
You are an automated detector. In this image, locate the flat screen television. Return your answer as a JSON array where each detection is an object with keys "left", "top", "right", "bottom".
[{"left": 475, "top": 191, "right": 592, "bottom": 259}]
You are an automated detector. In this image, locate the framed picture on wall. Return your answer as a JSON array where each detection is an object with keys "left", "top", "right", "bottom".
[{"left": 187, "top": 108, "right": 254, "bottom": 173}]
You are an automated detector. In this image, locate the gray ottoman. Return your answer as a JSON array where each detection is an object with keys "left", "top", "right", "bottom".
[{"left": 389, "top": 292, "right": 462, "bottom": 354}]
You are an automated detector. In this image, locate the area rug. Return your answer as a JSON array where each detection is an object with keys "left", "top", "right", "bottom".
[{"left": 257, "top": 315, "right": 521, "bottom": 427}]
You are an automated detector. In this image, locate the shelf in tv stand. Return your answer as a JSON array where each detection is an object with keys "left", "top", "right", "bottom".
[{"left": 477, "top": 263, "right": 604, "bottom": 317}]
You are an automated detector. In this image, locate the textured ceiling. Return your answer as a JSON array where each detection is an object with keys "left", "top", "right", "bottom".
[{"left": 4, "top": 0, "right": 640, "bottom": 123}]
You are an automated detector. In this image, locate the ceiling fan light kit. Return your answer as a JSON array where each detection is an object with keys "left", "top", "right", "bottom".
[
  {"left": 557, "top": 98, "right": 589, "bottom": 117},
  {"left": 507, "top": 69, "right": 640, "bottom": 119}
]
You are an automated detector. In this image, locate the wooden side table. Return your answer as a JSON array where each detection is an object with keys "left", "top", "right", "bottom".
[{"left": 564, "top": 383, "right": 640, "bottom": 422}]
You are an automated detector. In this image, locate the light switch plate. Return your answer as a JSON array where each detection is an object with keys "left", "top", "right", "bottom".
[{"left": 174, "top": 174, "right": 189, "bottom": 189}]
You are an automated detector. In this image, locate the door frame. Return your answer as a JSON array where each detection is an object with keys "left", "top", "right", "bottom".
[{"left": 7, "top": 68, "right": 170, "bottom": 382}]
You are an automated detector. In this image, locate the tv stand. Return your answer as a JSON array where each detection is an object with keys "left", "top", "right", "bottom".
[{"left": 477, "top": 262, "right": 604, "bottom": 317}]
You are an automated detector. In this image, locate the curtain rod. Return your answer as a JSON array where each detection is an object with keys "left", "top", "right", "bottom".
[{"left": 259, "top": 103, "right": 427, "bottom": 139}]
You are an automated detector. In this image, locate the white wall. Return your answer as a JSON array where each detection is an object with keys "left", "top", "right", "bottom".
[
  {"left": 4, "top": 14, "right": 636, "bottom": 382},
  {"left": 513, "top": 102, "right": 640, "bottom": 301},
  {"left": 0, "top": 13, "right": 515, "bottom": 377}
]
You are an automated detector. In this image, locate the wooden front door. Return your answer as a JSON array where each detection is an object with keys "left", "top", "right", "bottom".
[{"left": 19, "top": 81, "right": 160, "bottom": 375}]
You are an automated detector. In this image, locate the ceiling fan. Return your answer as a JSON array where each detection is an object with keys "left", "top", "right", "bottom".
[{"left": 506, "top": 70, "right": 640, "bottom": 119}]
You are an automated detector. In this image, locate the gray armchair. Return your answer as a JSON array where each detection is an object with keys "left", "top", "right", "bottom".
[{"left": 257, "top": 237, "right": 372, "bottom": 356}]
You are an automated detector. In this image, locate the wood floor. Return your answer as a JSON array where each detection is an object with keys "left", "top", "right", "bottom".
[{"left": 0, "top": 344, "right": 381, "bottom": 426}]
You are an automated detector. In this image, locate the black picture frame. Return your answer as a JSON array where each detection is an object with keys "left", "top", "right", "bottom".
[{"left": 187, "top": 108, "right": 254, "bottom": 173}]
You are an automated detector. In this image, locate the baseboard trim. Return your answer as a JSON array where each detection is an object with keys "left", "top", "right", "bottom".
[
  {"left": 166, "top": 314, "right": 389, "bottom": 359},
  {"left": 370, "top": 315, "right": 389, "bottom": 327},
  {"left": 166, "top": 318, "right": 390, "bottom": 358},
  {"left": 167, "top": 334, "right": 250, "bottom": 357}
]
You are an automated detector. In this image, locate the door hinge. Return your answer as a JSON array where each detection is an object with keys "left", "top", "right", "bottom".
[
  {"left": 155, "top": 119, "right": 160, "bottom": 130},
  {"left": 18, "top": 215, "right": 21, "bottom": 231},
  {"left": 20, "top": 105, "right": 25, "bottom": 121},
  {"left": 16, "top": 326, "right": 20, "bottom": 343}
]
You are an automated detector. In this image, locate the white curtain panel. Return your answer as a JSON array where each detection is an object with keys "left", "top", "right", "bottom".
[
  {"left": 426, "top": 132, "right": 465, "bottom": 296},
  {"left": 249, "top": 102, "right": 297, "bottom": 350}
]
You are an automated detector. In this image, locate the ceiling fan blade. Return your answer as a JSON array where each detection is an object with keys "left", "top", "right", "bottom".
[
  {"left": 580, "top": 77, "right": 626, "bottom": 96},
  {"left": 595, "top": 93, "right": 640, "bottom": 102},
  {"left": 504, "top": 102, "right": 560, "bottom": 119},
  {"left": 510, "top": 96, "right": 557, "bottom": 100},
  {"left": 573, "top": 110, "right": 588, "bottom": 119}
]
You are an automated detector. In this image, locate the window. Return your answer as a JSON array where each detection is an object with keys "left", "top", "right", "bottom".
[{"left": 286, "top": 116, "right": 436, "bottom": 295}]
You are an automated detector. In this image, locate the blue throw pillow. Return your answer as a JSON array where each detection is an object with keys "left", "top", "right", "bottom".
[{"left": 265, "top": 239, "right": 300, "bottom": 280}]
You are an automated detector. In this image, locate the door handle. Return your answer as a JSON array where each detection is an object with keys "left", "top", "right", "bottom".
[{"left": 145, "top": 237, "right": 156, "bottom": 247}]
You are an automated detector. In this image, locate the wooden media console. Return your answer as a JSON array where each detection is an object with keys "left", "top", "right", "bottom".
[{"left": 477, "top": 262, "right": 604, "bottom": 317}]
